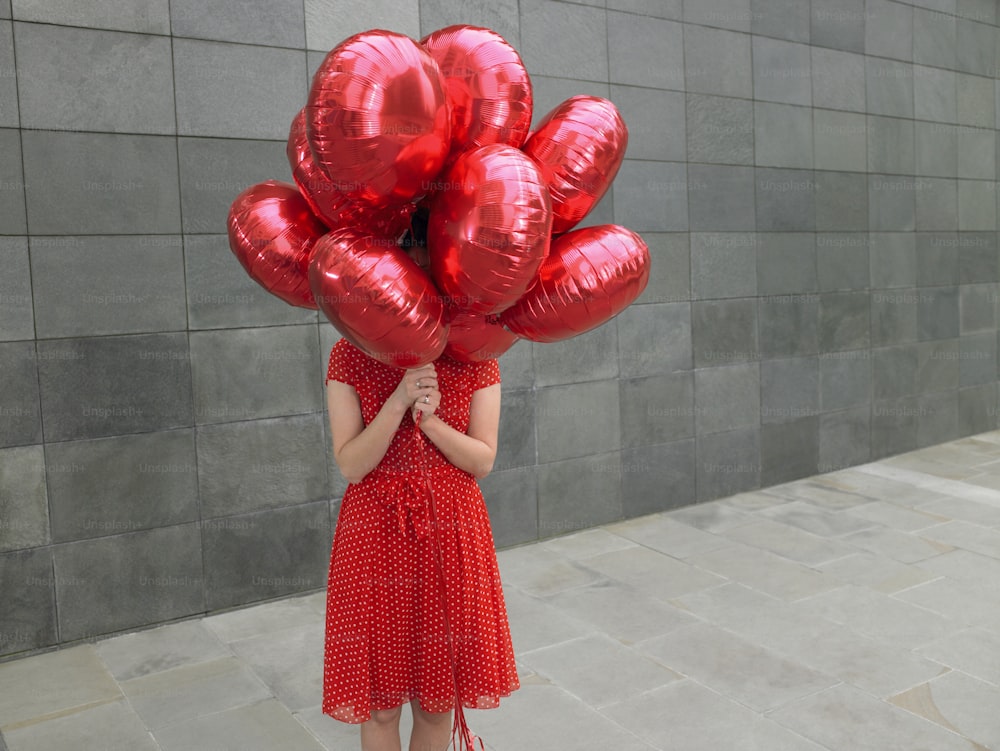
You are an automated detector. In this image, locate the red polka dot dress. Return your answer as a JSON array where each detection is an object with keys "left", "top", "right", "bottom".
[{"left": 322, "top": 338, "right": 520, "bottom": 725}]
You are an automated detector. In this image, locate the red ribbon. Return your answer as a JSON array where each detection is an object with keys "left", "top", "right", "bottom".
[{"left": 412, "top": 413, "right": 487, "bottom": 751}]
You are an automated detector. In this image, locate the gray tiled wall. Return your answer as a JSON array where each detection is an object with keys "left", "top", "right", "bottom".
[{"left": 1, "top": 0, "right": 998, "bottom": 657}]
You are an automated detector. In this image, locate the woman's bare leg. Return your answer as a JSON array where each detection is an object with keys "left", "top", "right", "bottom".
[
  {"left": 361, "top": 706, "right": 403, "bottom": 751},
  {"left": 408, "top": 700, "right": 452, "bottom": 751}
]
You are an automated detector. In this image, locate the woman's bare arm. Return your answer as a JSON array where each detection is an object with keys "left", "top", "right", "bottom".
[{"left": 414, "top": 384, "right": 501, "bottom": 479}]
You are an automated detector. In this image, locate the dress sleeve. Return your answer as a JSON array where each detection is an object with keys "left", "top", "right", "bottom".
[
  {"left": 471, "top": 358, "right": 501, "bottom": 391},
  {"left": 326, "top": 338, "right": 357, "bottom": 387}
]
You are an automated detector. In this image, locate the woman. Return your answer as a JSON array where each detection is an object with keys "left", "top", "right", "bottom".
[{"left": 322, "top": 318, "right": 520, "bottom": 750}]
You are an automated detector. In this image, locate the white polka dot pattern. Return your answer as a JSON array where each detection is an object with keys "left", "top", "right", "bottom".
[{"left": 322, "top": 338, "right": 520, "bottom": 724}]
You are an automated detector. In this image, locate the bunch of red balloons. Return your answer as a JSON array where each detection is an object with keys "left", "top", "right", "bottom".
[{"left": 227, "top": 26, "right": 650, "bottom": 367}]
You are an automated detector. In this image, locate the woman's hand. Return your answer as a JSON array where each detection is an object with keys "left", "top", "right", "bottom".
[{"left": 390, "top": 363, "right": 440, "bottom": 420}]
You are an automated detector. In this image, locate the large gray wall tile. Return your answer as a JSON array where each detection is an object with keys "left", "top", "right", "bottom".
[
  {"left": 915, "top": 179, "right": 958, "bottom": 232},
  {"left": 305, "top": 0, "right": 420, "bottom": 51},
  {"left": 617, "top": 302, "right": 692, "bottom": 377},
  {"left": 916, "top": 232, "right": 959, "bottom": 286},
  {"left": 761, "top": 357, "right": 820, "bottom": 424},
  {"left": 607, "top": 0, "right": 682, "bottom": 20},
  {"left": 959, "top": 383, "right": 996, "bottom": 435},
  {"left": 915, "top": 340, "right": 959, "bottom": 394},
  {"left": 956, "top": 0, "right": 995, "bottom": 24},
  {"left": 815, "top": 172, "right": 869, "bottom": 231},
  {"left": 756, "top": 170, "right": 816, "bottom": 230},
  {"left": 956, "top": 72, "right": 994, "bottom": 129},
  {"left": 917, "top": 390, "right": 959, "bottom": 448},
  {"left": 820, "top": 351, "right": 872, "bottom": 410},
  {"left": 820, "top": 291, "right": 871, "bottom": 353},
  {"left": 957, "top": 127, "right": 995, "bottom": 181},
  {"left": 960, "top": 283, "right": 997, "bottom": 334},
  {"left": 498, "top": 339, "right": 533, "bottom": 391},
  {"left": 189, "top": 325, "right": 322, "bottom": 426},
  {"left": 956, "top": 18, "right": 996, "bottom": 77},
  {"left": 869, "top": 233, "right": 916, "bottom": 288},
  {"left": 37, "top": 333, "right": 193, "bottom": 442},
  {"left": 867, "top": 116, "right": 915, "bottom": 175},
  {"left": 538, "top": 452, "right": 622, "bottom": 537},
  {"left": 696, "top": 427, "right": 760, "bottom": 501},
  {"left": 819, "top": 406, "right": 870, "bottom": 473},
  {"left": 636, "top": 233, "right": 690, "bottom": 305},
  {"left": 960, "top": 333, "right": 996, "bottom": 386},
  {"left": 0, "top": 22, "right": 16, "bottom": 127},
  {"left": 31, "top": 236, "right": 186, "bottom": 339},
  {"left": 0, "top": 237, "right": 32, "bottom": 341},
  {"left": 916, "top": 123, "right": 958, "bottom": 179},
  {"left": 197, "top": 414, "right": 329, "bottom": 518},
  {"left": 46, "top": 431, "right": 198, "bottom": 544},
  {"left": 817, "top": 234, "right": 869, "bottom": 291},
  {"left": 758, "top": 293, "right": 820, "bottom": 357},
  {"left": 202, "top": 502, "right": 328, "bottom": 610},
  {"left": 755, "top": 103, "right": 814, "bottom": 169},
  {"left": 0, "top": 548, "right": 56, "bottom": 656},
  {"left": 0, "top": 341, "right": 41, "bottom": 448},
  {"left": 419, "top": 0, "right": 521, "bottom": 48},
  {"left": 612, "top": 86, "right": 685, "bottom": 162},
  {"left": 873, "top": 345, "right": 919, "bottom": 400},
  {"left": 811, "top": 48, "right": 866, "bottom": 112},
  {"left": 22, "top": 131, "right": 181, "bottom": 235},
  {"left": 751, "top": 0, "right": 810, "bottom": 42},
  {"left": 686, "top": 94, "right": 754, "bottom": 165},
  {"left": 914, "top": 8, "right": 957, "bottom": 70},
  {"left": 688, "top": 165, "right": 756, "bottom": 231},
  {"left": 958, "top": 179, "right": 997, "bottom": 230},
  {"left": 756, "top": 233, "right": 818, "bottom": 295},
  {"left": 871, "top": 288, "right": 919, "bottom": 346},
  {"left": 691, "top": 233, "right": 757, "bottom": 300},
  {"left": 15, "top": 23, "right": 175, "bottom": 134},
  {"left": 178, "top": 137, "right": 290, "bottom": 234},
  {"left": 621, "top": 440, "right": 696, "bottom": 517},
  {"left": 480, "top": 466, "right": 537, "bottom": 548},
  {"left": 184, "top": 235, "right": 317, "bottom": 331},
  {"left": 495, "top": 389, "right": 535, "bottom": 471},
  {"left": 170, "top": 0, "right": 304, "bottom": 47},
  {"left": 684, "top": 25, "right": 753, "bottom": 98},
  {"left": 620, "top": 372, "right": 694, "bottom": 447},
  {"left": 173, "top": 39, "right": 306, "bottom": 140},
  {"left": 753, "top": 37, "right": 812, "bottom": 105},
  {"left": 533, "top": 324, "right": 618, "bottom": 387},
  {"left": 11, "top": 0, "right": 170, "bottom": 33},
  {"left": 53, "top": 524, "right": 204, "bottom": 642},
  {"left": 814, "top": 110, "right": 867, "bottom": 173},
  {"left": 0, "top": 130, "right": 25, "bottom": 234},
  {"left": 0, "top": 1, "right": 8, "bottom": 17},
  {"left": 695, "top": 363, "right": 760, "bottom": 434},
  {"left": 613, "top": 160, "right": 688, "bottom": 232},
  {"left": 865, "top": 0, "right": 913, "bottom": 61},
  {"left": 868, "top": 175, "right": 917, "bottom": 231},
  {"left": 519, "top": 0, "right": 607, "bottom": 82},
  {"left": 608, "top": 11, "right": 684, "bottom": 89},
  {"left": 0, "top": 444, "right": 47, "bottom": 552},
  {"left": 692, "top": 298, "right": 758, "bottom": 368},
  {"left": 917, "top": 286, "right": 960, "bottom": 341},
  {"left": 871, "top": 397, "right": 919, "bottom": 457},
  {"left": 761, "top": 415, "right": 819, "bottom": 485},
  {"left": 811, "top": 0, "right": 865, "bottom": 53},
  {"left": 958, "top": 233, "right": 998, "bottom": 283},
  {"left": 536, "top": 380, "right": 621, "bottom": 463},
  {"left": 530, "top": 76, "right": 611, "bottom": 130},
  {"left": 914, "top": 66, "right": 956, "bottom": 124}
]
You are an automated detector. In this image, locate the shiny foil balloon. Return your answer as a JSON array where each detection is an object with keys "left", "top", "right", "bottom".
[
  {"left": 522, "top": 95, "right": 628, "bottom": 234},
  {"left": 309, "top": 228, "right": 448, "bottom": 367},
  {"left": 286, "top": 108, "right": 413, "bottom": 240},
  {"left": 306, "top": 30, "right": 451, "bottom": 208},
  {"left": 444, "top": 311, "right": 519, "bottom": 362},
  {"left": 500, "top": 224, "right": 650, "bottom": 343},
  {"left": 427, "top": 144, "right": 552, "bottom": 316},
  {"left": 421, "top": 25, "right": 533, "bottom": 162},
  {"left": 227, "top": 180, "right": 327, "bottom": 309}
]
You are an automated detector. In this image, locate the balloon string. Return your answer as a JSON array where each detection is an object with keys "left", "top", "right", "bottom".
[{"left": 412, "top": 412, "right": 486, "bottom": 751}]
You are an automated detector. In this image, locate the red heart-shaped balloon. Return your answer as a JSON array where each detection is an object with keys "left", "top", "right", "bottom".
[
  {"left": 227, "top": 180, "right": 326, "bottom": 309},
  {"left": 306, "top": 30, "right": 451, "bottom": 209},
  {"left": 443, "top": 311, "right": 519, "bottom": 362},
  {"left": 427, "top": 144, "right": 552, "bottom": 316},
  {"left": 421, "top": 25, "right": 533, "bottom": 164},
  {"left": 286, "top": 108, "right": 413, "bottom": 240},
  {"left": 500, "top": 224, "right": 650, "bottom": 342},
  {"left": 523, "top": 96, "right": 628, "bottom": 234},
  {"left": 309, "top": 228, "right": 448, "bottom": 367}
]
